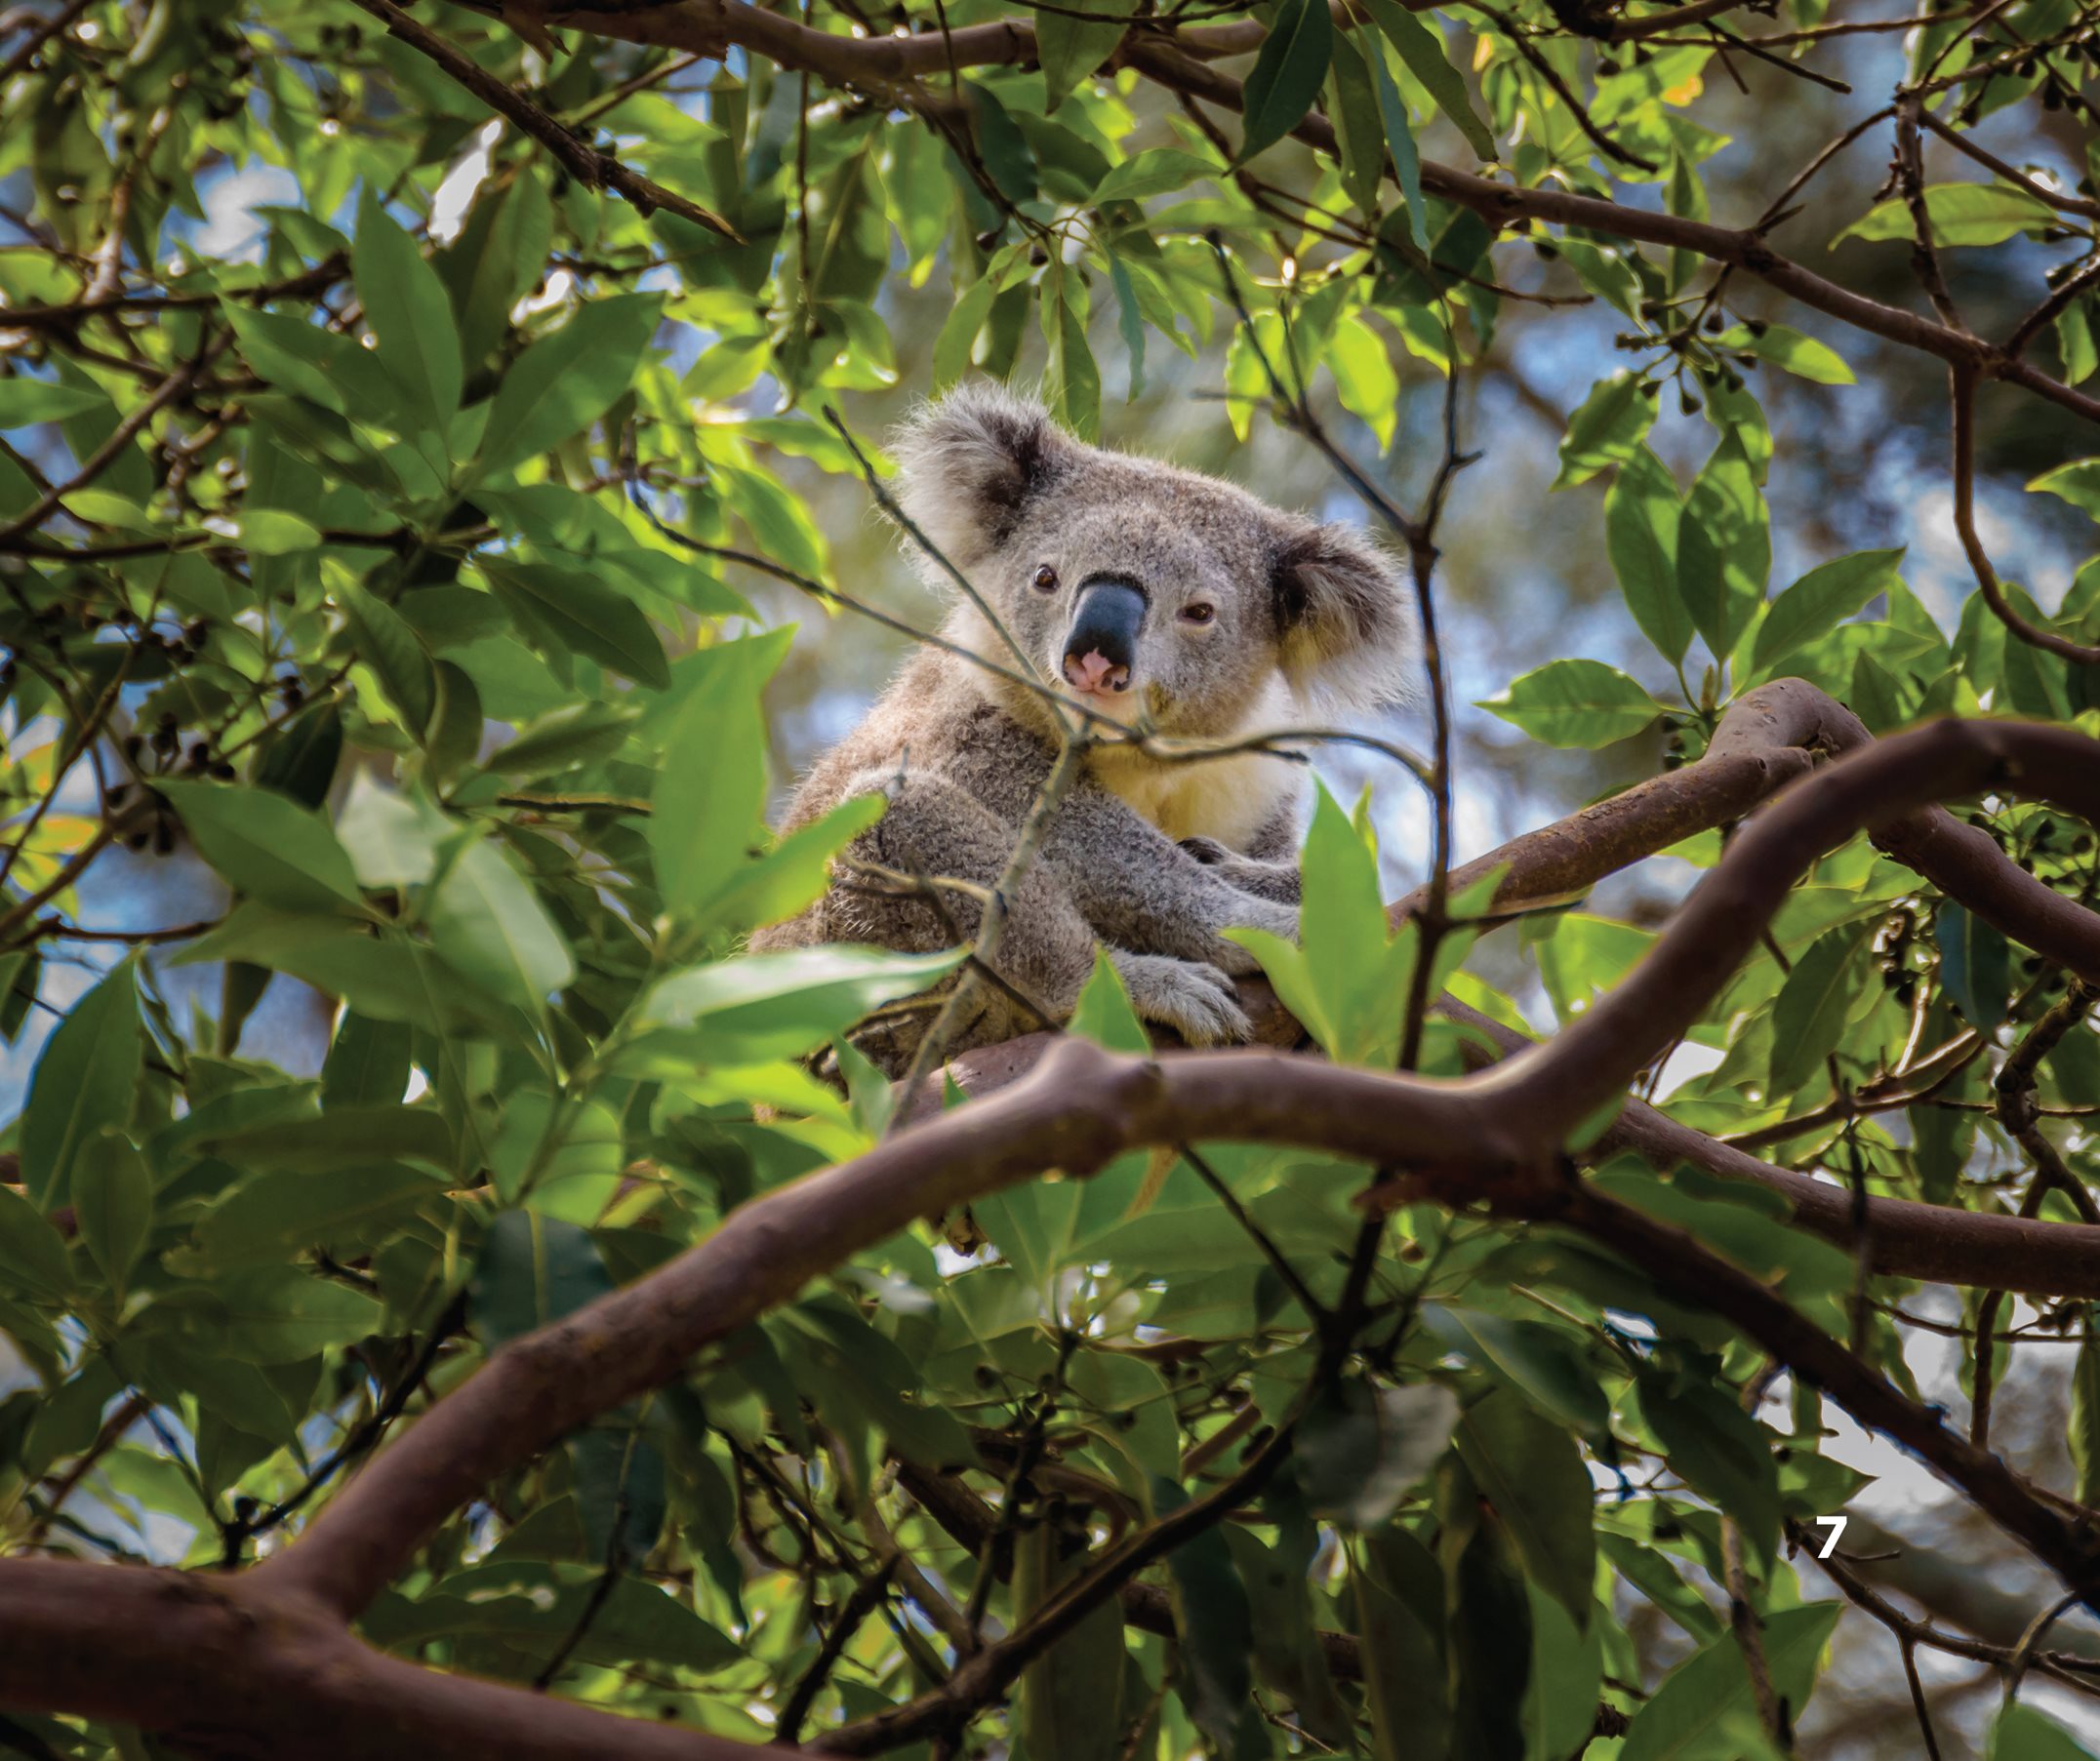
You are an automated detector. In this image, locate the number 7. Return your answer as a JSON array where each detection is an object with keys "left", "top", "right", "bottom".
[{"left": 1812, "top": 1515, "right": 1847, "bottom": 1559}]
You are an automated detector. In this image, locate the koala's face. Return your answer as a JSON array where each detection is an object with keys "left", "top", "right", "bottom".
[{"left": 892, "top": 384, "right": 1413, "bottom": 739}]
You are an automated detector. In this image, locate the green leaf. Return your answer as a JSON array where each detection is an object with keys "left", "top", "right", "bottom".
[
  {"left": 1676, "top": 430, "right": 1768, "bottom": 662},
  {"left": 1477, "top": 659, "right": 1666, "bottom": 747},
  {"left": 1446, "top": 1499, "right": 1532, "bottom": 1761},
  {"left": 1327, "top": 315, "right": 1400, "bottom": 452},
  {"left": 1298, "top": 1378, "right": 1460, "bottom": 1529},
  {"left": 1637, "top": 1368, "right": 1784, "bottom": 1565},
  {"left": 1239, "top": 0, "right": 1334, "bottom": 163},
  {"left": 2029, "top": 458, "right": 2100, "bottom": 518},
  {"left": 1362, "top": 0, "right": 1496, "bottom": 160},
  {"left": 239, "top": 508, "right": 322, "bottom": 554},
  {"left": 966, "top": 81, "right": 1038, "bottom": 206},
  {"left": 703, "top": 791, "right": 886, "bottom": 938},
  {"left": 1990, "top": 1702, "right": 2100, "bottom": 1761},
  {"left": 1423, "top": 1305, "right": 1610, "bottom": 1442},
  {"left": 480, "top": 558, "right": 669, "bottom": 691},
  {"left": 651, "top": 636, "right": 778, "bottom": 919},
  {"left": 184, "top": 1266, "right": 384, "bottom": 1363},
  {"left": 155, "top": 779, "right": 366, "bottom": 915},
  {"left": 187, "top": 1165, "right": 441, "bottom": 1271},
  {"left": 224, "top": 306, "right": 358, "bottom": 414},
  {"left": 1619, "top": 1603, "right": 1839, "bottom": 1761},
  {"left": 376, "top": 1565, "right": 739, "bottom": 1674},
  {"left": 1837, "top": 180, "right": 2056, "bottom": 248},
  {"left": 1326, "top": 32, "right": 1387, "bottom": 215},
  {"left": 1607, "top": 445, "right": 1692, "bottom": 665},
  {"left": 1158, "top": 1478, "right": 1255, "bottom": 1747},
  {"left": 335, "top": 776, "right": 453, "bottom": 892},
  {"left": 471, "top": 1209, "right": 614, "bottom": 1349},
  {"left": 1367, "top": 36, "right": 1429, "bottom": 249},
  {"left": 1936, "top": 902, "right": 2011, "bottom": 1031},
  {"left": 1070, "top": 948, "right": 1152, "bottom": 1055},
  {"left": 477, "top": 293, "right": 663, "bottom": 478},
  {"left": 1555, "top": 373, "right": 1654, "bottom": 489},
  {"left": 334, "top": 567, "right": 437, "bottom": 736},
  {"left": 571, "top": 1422, "right": 667, "bottom": 1567},
  {"left": 1767, "top": 923, "right": 1870, "bottom": 1096},
  {"left": 1108, "top": 254, "right": 1147, "bottom": 401},
  {"left": 0, "top": 380, "right": 110, "bottom": 424},
  {"left": 1596, "top": 1533, "right": 1720, "bottom": 1641},
  {"left": 0, "top": 1182, "right": 71, "bottom": 1301},
  {"left": 71, "top": 1129, "right": 152, "bottom": 1296},
  {"left": 1016, "top": 1515, "right": 1129, "bottom": 1761},
  {"left": 353, "top": 187, "right": 464, "bottom": 438},
  {"left": 21, "top": 953, "right": 141, "bottom": 1210},
  {"left": 1095, "top": 147, "right": 1220, "bottom": 205},
  {"left": 1739, "top": 324, "right": 1854, "bottom": 385},
  {"left": 933, "top": 271, "right": 1001, "bottom": 390},
  {"left": 2059, "top": 304, "right": 2097, "bottom": 387},
  {"left": 176, "top": 907, "right": 504, "bottom": 1034},
  {"left": 783, "top": 1298, "right": 978, "bottom": 1470},
  {"left": 425, "top": 836, "right": 576, "bottom": 1015},
  {"left": 256, "top": 702, "right": 345, "bottom": 811},
  {"left": 190, "top": 1105, "right": 454, "bottom": 1173},
  {"left": 636, "top": 945, "right": 967, "bottom": 1064},
  {"left": 1354, "top": 1527, "right": 1450, "bottom": 1761},
  {"left": 1452, "top": 1388, "right": 1595, "bottom": 1632},
  {"left": 1750, "top": 548, "right": 1904, "bottom": 677},
  {"left": 1037, "top": 6, "right": 1127, "bottom": 110},
  {"left": 1523, "top": 1580, "right": 1603, "bottom": 1761},
  {"left": 1043, "top": 266, "right": 1100, "bottom": 443}
]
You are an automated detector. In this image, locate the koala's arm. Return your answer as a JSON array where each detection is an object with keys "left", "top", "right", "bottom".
[{"left": 1043, "top": 785, "right": 1298, "bottom": 973}]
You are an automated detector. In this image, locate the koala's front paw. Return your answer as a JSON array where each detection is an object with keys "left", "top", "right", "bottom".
[
  {"left": 1205, "top": 898, "right": 1299, "bottom": 975},
  {"left": 1181, "top": 836, "right": 1304, "bottom": 906},
  {"left": 1112, "top": 953, "right": 1253, "bottom": 1047}
]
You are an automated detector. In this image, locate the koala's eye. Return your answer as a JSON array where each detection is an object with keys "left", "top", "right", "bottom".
[
  {"left": 1179, "top": 602, "right": 1217, "bottom": 625},
  {"left": 1032, "top": 564, "right": 1059, "bottom": 593}
]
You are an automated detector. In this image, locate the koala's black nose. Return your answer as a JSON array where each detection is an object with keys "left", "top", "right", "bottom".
[{"left": 1062, "top": 576, "right": 1147, "bottom": 695}]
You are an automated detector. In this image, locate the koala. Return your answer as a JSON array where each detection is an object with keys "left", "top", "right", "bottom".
[{"left": 750, "top": 381, "right": 1414, "bottom": 1072}]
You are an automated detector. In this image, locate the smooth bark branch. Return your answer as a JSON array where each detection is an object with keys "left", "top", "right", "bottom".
[
  {"left": 1432, "top": 995, "right": 2100, "bottom": 1299},
  {"left": 1354, "top": 677, "right": 2095, "bottom": 1017}
]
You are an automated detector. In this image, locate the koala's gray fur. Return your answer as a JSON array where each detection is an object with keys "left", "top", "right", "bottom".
[{"left": 750, "top": 381, "right": 1414, "bottom": 1070}]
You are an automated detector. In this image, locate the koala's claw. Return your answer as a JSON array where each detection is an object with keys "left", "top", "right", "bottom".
[
  {"left": 1180, "top": 835, "right": 1233, "bottom": 865},
  {"left": 1113, "top": 953, "right": 1253, "bottom": 1047}
]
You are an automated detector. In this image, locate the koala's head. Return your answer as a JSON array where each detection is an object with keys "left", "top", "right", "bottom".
[{"left": 890, "top": 381, "right": 1414, "bottom": 738}]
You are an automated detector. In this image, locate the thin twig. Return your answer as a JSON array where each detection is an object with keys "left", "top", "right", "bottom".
[{"left": 1950, "top": 365, "right": 2100, "bottom": 664}]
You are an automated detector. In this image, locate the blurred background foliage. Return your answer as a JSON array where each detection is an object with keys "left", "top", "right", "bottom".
[{"left": 3, "top": 0, "right": 2100, "bottom": 1754}]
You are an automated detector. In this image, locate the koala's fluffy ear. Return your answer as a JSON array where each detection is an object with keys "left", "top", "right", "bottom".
[
  {"left": 1272, "top": 523, "right": 1417, "bottom": 712},
  {"left": 890, "top": 381, "right": 1074, "bottom": 578}
]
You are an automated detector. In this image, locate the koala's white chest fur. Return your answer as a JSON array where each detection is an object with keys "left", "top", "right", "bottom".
[{"left": 1086, "top": 741, "right": 1300, "bottom": 848}]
